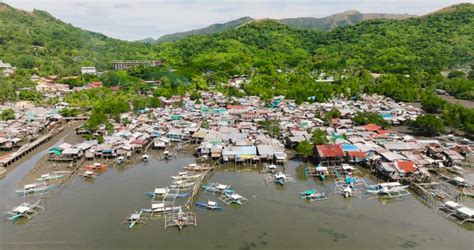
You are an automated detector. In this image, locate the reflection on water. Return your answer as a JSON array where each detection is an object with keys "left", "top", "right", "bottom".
[{"left": 1, "top": 150, "right": 473, "bottom": 250}]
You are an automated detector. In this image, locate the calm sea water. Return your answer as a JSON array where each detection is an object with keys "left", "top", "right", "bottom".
[{"left": 1, "top": 148, "right": 472, "bottom": 250}]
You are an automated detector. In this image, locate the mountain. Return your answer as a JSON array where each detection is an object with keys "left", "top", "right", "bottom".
[
  {"left": 148, "top": 11, "right": 414, "bottom": 43},
  {"left": 136, "top": 37, "right": 156, "bottom": 43},
  {"left": 279, "top": 10, "right": 414, "bottom": 30},
  {"left": 154, "top": 17, "right": 254, "bottom": 43},
  {"left": 0, "top": 3, "right": 158, "bottom": 75},
  {"left": 0, "top": 1, "right": 472, "bottom": 78}
]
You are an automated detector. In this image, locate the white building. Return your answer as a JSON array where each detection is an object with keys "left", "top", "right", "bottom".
[{"left": 81, "top": 67, "right": 97, "bottom": 75}]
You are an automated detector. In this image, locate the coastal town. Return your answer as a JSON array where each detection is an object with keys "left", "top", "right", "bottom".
[
  {"left": 1, "top": 2, "right": 474, "bottom": 249},
  {"left": 1, "top": 81, "right": 473, "bottom": 230}
]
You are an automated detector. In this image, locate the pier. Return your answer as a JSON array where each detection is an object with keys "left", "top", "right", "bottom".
[
  {"left": 0, "top": 127, "right": 64, "bottom": 168},
  {"left": 184, "top": 164, "right": 215, "bottom": 210}
]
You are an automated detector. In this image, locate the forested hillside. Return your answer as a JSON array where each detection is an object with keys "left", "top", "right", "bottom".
[{"left": 0, "top": 3, "right": 158, "bottom": 75}]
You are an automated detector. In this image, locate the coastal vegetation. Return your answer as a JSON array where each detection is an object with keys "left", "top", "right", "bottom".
[{"left": 0, "top": 3, "right": 473, "bottom": 135}]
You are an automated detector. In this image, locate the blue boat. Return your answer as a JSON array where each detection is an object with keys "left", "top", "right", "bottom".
[{"left": 195, "top": 201, "right": 223, "bottom": 210}]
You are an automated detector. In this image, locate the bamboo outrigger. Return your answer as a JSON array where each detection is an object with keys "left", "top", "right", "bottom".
[
  {"left": 121, "top": 211, "right": 146, "bottom": 229},
  {"left": 5, "top": 200, "right": 44, "bottom": 222},
  {"left": 164, "top": 209, "right": 197, "bottom": 230}
]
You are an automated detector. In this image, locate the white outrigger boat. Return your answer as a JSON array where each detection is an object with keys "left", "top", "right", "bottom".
[
  {"left": 82, "top": 170, "right": 96, "bottom": 179},
  {"left": 5, "top": 200, "right": 44, "bottom": 221},
  {"left": 169, "top": 180, "right": 195, "bottom": 189},
  {"left": 163, "top": 150, "right": 173, "bottom": 160},
  {"left": 116, "top": 156, "right": 125, "bottom": 164},
  {"left": 262, "top": 164, "right": 282, "bottom": 174},
  {"left": 142, "top": 154, "right": 149, "bottom": 162},
  {"left": 300, "top": 189, "right": 328, "bottom": 201},
  {"left": 16, "top": 182, "right": 55, "bottom": 196},
  {"left": 202, "top": 183, "right": 234, "bottom": 194},
  {"left": 171, "top": 171, "right": 202, "bottom": 181},
  {"left": 145, "top": 187, "right": 189, "bottom": 199},
  {"left": 141, "top": 203, "right": 181, "bottom": 215},
  {"left": 367, "top": 182, "right": 410, "bottom": 198},
  {"left": 195, "top": 200, "right": 223, "bottom": 210},
  {"left": 183, "top": 163, "right": 211, "bottom": 172},
  {"left": 122, "top": 211, "right": 146, "bottom": 229},
  {"left": 448, "top": 177, "right": 471, "bottom": 187},
  {"left": 437, "top": 201, "right": 474, "bottom": 225},
  {"left": 35, "top": 172, "right": 65, "bottom": 182},
  {"left": 265, "top": 172, "right": 295, "bottom": 185},
  {"left": 219, "top": 191, "right": 247, "bottom": 205}
]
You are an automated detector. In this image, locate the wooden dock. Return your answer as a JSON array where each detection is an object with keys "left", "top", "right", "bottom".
[
  {"left": 0, "top": 127, "right": 64, "bottom": 168},
  {"left": 184, "top": 164, "right": 215, "bottom": 210}
]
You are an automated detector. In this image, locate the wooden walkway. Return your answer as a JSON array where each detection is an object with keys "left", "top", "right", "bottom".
[
  {"left": 184, "top": 165, "right": 215, "bottom": 210},
  {"left": 0, "top": 127, "right": 64, "bottom": 168}
]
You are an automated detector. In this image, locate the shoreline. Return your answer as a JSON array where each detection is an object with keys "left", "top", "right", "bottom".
[{"left": 1, "top": 121, "right": 84, "bottom": 181}]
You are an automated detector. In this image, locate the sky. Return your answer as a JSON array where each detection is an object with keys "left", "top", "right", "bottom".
[{"left": 2, "top": 0, "right": 472, "bottom": 41}]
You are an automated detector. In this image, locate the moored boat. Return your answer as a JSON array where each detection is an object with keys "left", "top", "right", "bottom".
[
  {"left": 300, "top": 189, "right": 328, "bottom": 201},
  {"left": 15, "top": 182, "right": 55, "bottom": 196},
  {"left": 84, "top": 162, "right": 106, "bottom": 171},
  {"left": 195, "top": 200, "right": 222, "bottom": 210},
  {"left": 35, "top": 172, "right": 64, "bottom": 182},
  {"left": 5, "top": 200, "right": 44, "bottom": 221},
  {"left": 141, "top": 203, "right": 181, "bottom": 214},
  {"left": 122, "top": 211, "right": 146, "bottom": 229},
  {"left": 145, "top": 188, "right": 189, "bottom": 199}
]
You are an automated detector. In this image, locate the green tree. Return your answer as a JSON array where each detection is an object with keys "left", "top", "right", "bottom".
[
  {"left": 447, "top": 70, "right": 466, "bottom": 79},
  {"left": 409, "top": 115, "right": 445, "bottom": 136},
  {"left": 421, "top": 94, "right": 446, "bottom": 113},
  {"left": 311, "top": 129, "right": 328, "bottom": 145},
  {"left": 0, "top": 109, "right": 15, "bottom": 120},
  {"left": 295, "top": 140, "right": 314, "bottom": 159}
]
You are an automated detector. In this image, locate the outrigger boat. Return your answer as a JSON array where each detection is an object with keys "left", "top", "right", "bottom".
[
  {"left": 35, "top": 172, "right": 64, "bottom": 182},
  {"left": 163, "top": 150, "right": 172, "bottom": 160},
  {"left": 341, "top": 164, "right": 357, "bottom": 175},
  {"left": 5, "top": 200, "right": 44, "bottom": 221},
  {"left": 265, "top": 172, "right": 295, "bottom": 185},
  {"left": 145, "top": 188, "right": 189, "bottom": 199},
  {"left": 183, "top": 163, "right": 211, "bottom": 172},
  {"left": 116, "top": 156, "right": 125, "bottom": 164},
  {"left": 219, "top": 191, "right": 247, "bottom": 205},
  {"left": 202, "top": 183, "right": 234, "bottom": 194},
  {"left": 367, "top": 182, "right": 410, "bottom": 198},
  {"left": 169, "top": 180, "right": 195, "bottom": 189},
  {"left": 448, "top": 177, "right": 471, "bottom": 187},
  {"left": 141, "top": 203, "right": 181, "bottom": 215},
  {"left": 195, "top": 200, "right": 223, "bottom": 210},
  {"left": 300, "top": 189, "right": 328, "bottom": 201},
  {"left": 82, "top": 170, "right": 96, "bottom": 179},
  {"left": 121, "top": 211, "right": 146, "bottom": 229},
  {"left": 171, "top": 171, "right": 202, "bottom": 180},
  {"left": 168, "top": 209, "right": 196, "bottom": 230},
  {"left": 437, "top": 201, "right": 474, "bottom": 224},
  {"left": 315, "top": 166, "right": 329, "bottom": 180},
  {"left": 84, "top": 162, "right": 106, "bottom": 171},
  {"left": 262, "top": 164, "right": 281, "bottom": 174},
  {"left": 16, "top": 182, "right": 55, "bottom": 196}
]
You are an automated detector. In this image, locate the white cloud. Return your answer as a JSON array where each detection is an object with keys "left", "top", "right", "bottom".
[{"left": 2, "top": 0, "right": 470, "bottom": 40}]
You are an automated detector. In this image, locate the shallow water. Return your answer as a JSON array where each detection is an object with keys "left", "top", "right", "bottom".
[{"left": 1, "top": 150, "right": 473, "bottom": 250}]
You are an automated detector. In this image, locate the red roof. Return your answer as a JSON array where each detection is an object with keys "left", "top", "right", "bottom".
[
  {"left": 377, "top": 129, "right": 394, "bottom": 135},
  {"left": 316, "top": 144, "right": 345, "bottom": 158},
  {"left": 347, "top": 151, "right": 366, "bottom": 158},
  {"left": 396, "top": 160, "right": 416, "bottom": 172},
  {"left": 227, "top": 105, "right": 243, "bottom": 109},
  {"left": 110, "top": 86, "right": 121, "bottom": 91},
  {"left": 363, "top": 123, "right": 381, "bottom": 131}
]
